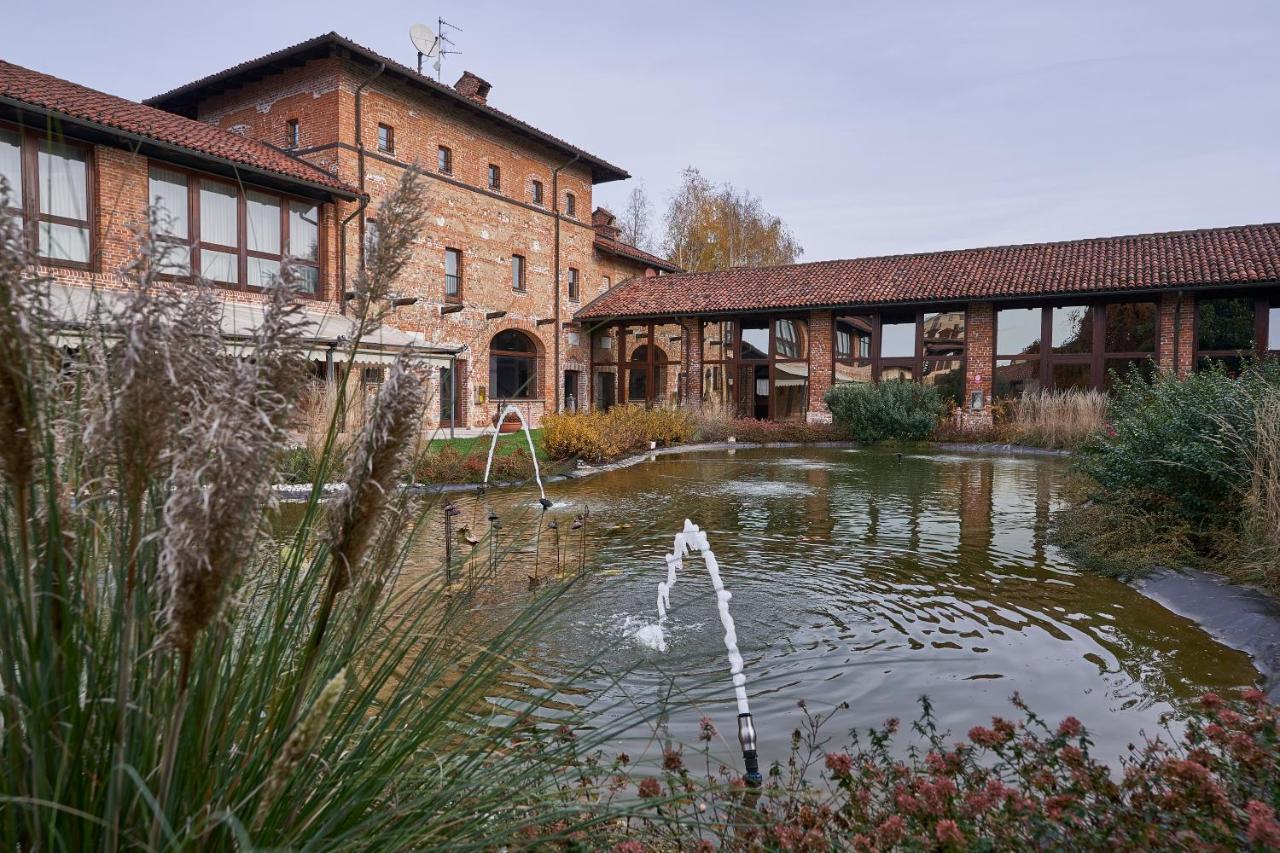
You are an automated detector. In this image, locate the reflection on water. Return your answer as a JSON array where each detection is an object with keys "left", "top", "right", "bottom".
[{"left": 294, "top": 448, "right": 1260, "bottom": 767}]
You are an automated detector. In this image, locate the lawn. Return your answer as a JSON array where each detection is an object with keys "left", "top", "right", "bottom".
[{"left": 416, "top": 428, "right": 559, "bottom": 484}]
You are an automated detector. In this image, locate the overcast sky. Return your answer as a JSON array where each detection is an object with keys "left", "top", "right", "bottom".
[{"left": 8, "top": 0, "right": 1280, "bottom": 262}]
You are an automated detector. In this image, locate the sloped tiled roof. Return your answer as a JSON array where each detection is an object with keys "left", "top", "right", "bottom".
[
  {"left": 593, "top": 234, "right": 681, "bottom": 273},
  {"left": 145, "top": 32, "right": 630, "bottom": 185},
  {"left": 577, "top": 223, "right": 1280, "bottom": 320},
  {"left": 0, "top": 59, "right": 357, "bottom": 197}
]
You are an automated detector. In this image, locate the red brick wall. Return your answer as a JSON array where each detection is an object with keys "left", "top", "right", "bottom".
[
  {"left": 806, "top": 310, "right": 834, "bottom": 423},
  {"left": 1158, "top": 291, "right": 1195, "bottom": 377},
  {"left": 681, "top": 317, "right": 703, "bottom": 406},
  {"left": 965, "top": 302, "right": 995, "bottom": 409}
]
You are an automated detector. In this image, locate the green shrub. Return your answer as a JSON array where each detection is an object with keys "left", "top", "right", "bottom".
[
  {"left": 824, "top": 380, "right": 944, "bottom": 443},
  {"left": 278, "top": 444, "right": 316, "bottom": 484}
]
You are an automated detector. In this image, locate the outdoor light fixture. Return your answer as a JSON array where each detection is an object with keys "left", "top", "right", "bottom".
[
  {"left": 440, "top": 304, "right": 464, "bottom": 315},
  {"left": 485, "top": 310, "right": 507, "bottom": 320}
]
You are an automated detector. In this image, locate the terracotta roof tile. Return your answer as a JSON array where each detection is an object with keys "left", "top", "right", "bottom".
[
  {"left": 145, "top": 33, "right": 629, "bottom": 185},
  {"left": 577, "top": 223, "right": 1280, "bottom": 320},
  {"left": 0, "top": 59, "right": 357, "bottom": 197},
  {"left": 593, "top": 234, "right": 681, "bottom": 273}
]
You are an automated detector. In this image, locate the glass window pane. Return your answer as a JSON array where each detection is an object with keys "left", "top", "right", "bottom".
[
  {"left": 247, "top": 256, "right": 280, "bottom": 286},
  {"left": 1104, "top": 357, "right": 1156, "bottom": 391},
  {"left": 201, "top": 249, "right": 239, "bottom": 283},
  {"left": 772, "top": 362, "right": 808, "bottom": 421},
  {"left": 995, "top": 357, "right": 1040, "bottom": 397},
  {"left": 739, "top": 318, "right": 769, "bottom": 359},
  {"left": 922, "top": 311, "right": 965, "bottom": 357},
  {"left": 879, "top": 364, "right": 915, "bottom": 382},
  {"left": 1104, "top": 302, "right": 1156, "bottom": 353},
  {"left": 288, "top": 201, "right": 319, "bottom": 260},
  {"left": 835, "top": 316, "right": 873, "bottom": 362},
  {"left": 37, "top": 142, "right": 87, "bottom": 220},
  {"left": 1271, "top": 306, "right": 1280, "bottom": 352},
  {"left": 294, "top": 265, "right": 319, "bottom": 295},
  {"left": 738, "top": 363, "right": 769, "bottom": 419},
  {"left": 156, "top": 242, "right": 191, "bottom": 277},
  {"left": 702, "top": 320, "right": 734, "bottom": 362},
  {"left": 511, "top": 255, "right": 524, "bottom": 289},
  {"left": 922, "top": 359, "right": 964, "bottom": 406},
  {"left": 1198, "top": 297, "right": 1254, "bottom": 352},
  {"left": 1052, "top": 306, "right": 1094, "bottom": 354},
  {"left": 997, "top": 308, "right": 1042, "bottom": 356},
  {"left": 627, "top": 369, "right": 649, "bottom": 404},
  {"left": 773, "top": 318, "right": 807, "bottom": 359},
  {"left": 246, "top": 191, "right": 280, "bottom": 254},
  {"left": 148, "top": 166, "right": 188, "bottom": 239},
  {"left": 591, "top": 328, "right": 616, "bottom": 364},
  {"left": 880, "top": 319, "right": 915, "bottom": 359},
  {"left": 200, "top": 181, "right": 239, "bottom": 247},
  {"left": 1, "top": 128, "right": 22, "bottom": 204},
  {"left": 1051, "top": 362, "right": 1093, "bottom": 391},
  {"left": 834, "top": 360, "right": 873, "bottom": 383},
  {"left": 38, "top": 222, "right": 89, "bottom": 263},
  {"left": 701, "top": 364, "right": 736, "bottom": 412}
]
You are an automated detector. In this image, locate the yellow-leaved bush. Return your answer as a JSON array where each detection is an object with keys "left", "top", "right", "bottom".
[{"left": 542, "top": 406, "right": 695, "bottom": 462}]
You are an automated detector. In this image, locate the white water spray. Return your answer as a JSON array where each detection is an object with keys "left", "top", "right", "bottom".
[
  {"left": 481, "top": 404, "right": 547, "bottom": 502},
  {"left": 638, "top": 519, "right": 751, "bottom": 717}
]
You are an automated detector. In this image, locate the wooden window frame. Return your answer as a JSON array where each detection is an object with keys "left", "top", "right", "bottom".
[
  {"left": 489, "top": 329, "right": 540, "bottom": 401},
  {"left": 488, "top": 163, "right": 501, "bottom": 192},
  {"left": 531, "top": 179, "right": 544, "bottom": 206},
  {"left": 511, "top": 253, "right": 526, "bottom": 292},
  {"left": 620, "top": 321, "right": 684, "bottom": 409},
  {"left": 437, "top": 146, "right": 452, "bottom": 175},
  {"left": 444, "top": 246, "right": 462, "bottom": 302},
  {"left": 565, "top": 191, "right": 576, "bottom": 218},
  {"left": 377, "top": 123, "right": 394, "bottom": 154},
  {"left": 285, "top": 119, "right": 300, "bottom": 149},
  {"left": 2, "top": 122, "right": 97, "bottom": 272},
  {"left": 995, "top": 300, "right": 1159, "bottom": 392},
  {"left": 567, "top": 266, "right": 580, "bottom": 302},
  {"left": 147, "top": 159, "right": 326, "bottom": 300},
  {"left": 1195, "top": 292, "right": 1271, "bottom": 368}
]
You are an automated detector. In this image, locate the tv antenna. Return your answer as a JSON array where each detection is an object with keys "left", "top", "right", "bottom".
[{"left": 411, "top": 18, "right": 461, "bottom": 81}]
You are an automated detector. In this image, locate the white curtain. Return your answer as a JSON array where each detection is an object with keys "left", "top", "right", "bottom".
[
  {"left": 37, "top": 143, "right": 86, "bottom": 220},
  {"left": 288, "top": 201, "right": 319, "bottom": 261},
  {"left": 200, "top": 181, "right": 238, "bottom": 248},
  {"left": 246, "top": 190, "right": 280, "bottom": 254},
  {"left": 148, "top": 166, "right": 188, "bottom": 239},
  {"left": 0, "top": 128, "right": 20, "bottom": 204}
]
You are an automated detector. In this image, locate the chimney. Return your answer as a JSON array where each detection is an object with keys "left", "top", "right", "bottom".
[
  {"left": 592, "top": 206, "right": 622, "bottom": 241},
  {"left": 453, "top": 71, "right": 492, "bottom": 104}
]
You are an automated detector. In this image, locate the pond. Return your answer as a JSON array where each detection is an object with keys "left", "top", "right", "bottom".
[{"left": 354, "top": 447, "right": 1261, "bottom": 768}]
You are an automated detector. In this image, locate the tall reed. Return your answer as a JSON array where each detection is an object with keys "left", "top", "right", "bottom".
[
  {"left": 0, "top": 171, "right": 654, "bottom": 850},
  {"left": 1011, "top": 388, "right": 1109, "bottom": 449}
]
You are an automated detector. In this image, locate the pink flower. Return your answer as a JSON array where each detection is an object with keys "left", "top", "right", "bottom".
[
  {"left": 1057, "top": 716, "right": 1084, "bottom": 738},
  {"left": 1241, "top": 687, "right": 1266, "bottom": 704},
  {"left": 662, "top": 748, "right": 684, "bottom": 772},
  {"left": 637, "top": 777, "right": 662, "bottom": 799},
  {"left": 698, "top": 716, "right": 717, "bottom": 742},
  {"left": 935, "top": 819, "right": 965, "bottom": 845},
  {"left": 1200, "top": 692, "right": 1223, "bottom": 708},
  {"left": 825, "top": 752, "right": 854, "bottom": 777},
  {"left": 1247, "top": 800, "right": 1280, "bottom": 848}
]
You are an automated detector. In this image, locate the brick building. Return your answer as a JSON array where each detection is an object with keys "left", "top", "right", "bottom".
[
  {"left": 0, "top": 33, "right": 676, "bottom": 429},
  {"left": 144, "top": 32, "right": 678, "bottom": 428},
  {"left": 577, "top": 224, "right": 1280, "bottom": 427}
]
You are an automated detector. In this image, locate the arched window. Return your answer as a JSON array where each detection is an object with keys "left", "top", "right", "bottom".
[{"left": 490, "top": 329, "right": 538, "bottom": 399}]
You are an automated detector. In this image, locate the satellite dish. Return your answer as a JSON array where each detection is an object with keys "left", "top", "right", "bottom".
[{"left": 410, "top": 23, "right": 439, "bottom": 57}]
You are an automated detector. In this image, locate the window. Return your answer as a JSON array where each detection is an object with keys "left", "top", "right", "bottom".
[
  {"left": 531, "top": 179, "right": 544, "bottom": 205},
  {"left": 1, "top": 129, "right": 94, "bottom": 267},
  {"left": 488, "top": 164, "right": 501, "bottom": 191},
  {"left": 444, "top": 247, "right": 462, "bottom": 300},
  {"left": 377, "top": 124, "right": 394, "bottom": 154},
  {"left": 603, "top": 275, "right": 611, "bottom": 290},
  {"left": 565, "top": 191, "right": 576, "bottom": 217},
  {"left": 147, "top": 162, "right": 324, "bottom": 295},
  {"left": 833, "top": 315, "right": 874, "bottom": 385},
  {"left": 285, "top": 119, "right": 300, "bottom": 149},
  {"left": 490, "top": 329, "right": 538, "bottom": 399},
  {"left": 511, "top": 254, "right": 525, "bottom": 291},
  {"left": 995, "top": 307, "right": 1042, "bottom": 397},
  {"left": 437, "top": 146, "right": 452, "bottom": 175},
  {"left": 1197, "top": 295, "right": 1257, "bottom": 373},
  {"left": 567, "top": 266, "right": 579, "bottom": 301}
]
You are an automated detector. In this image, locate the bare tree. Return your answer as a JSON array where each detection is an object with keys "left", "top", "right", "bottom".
[
  {"left": 620, "top": 183, "right": 654, "bottom": 252},
  {"left": 662, "top": 167, "right": 801, "bottom": 272}
]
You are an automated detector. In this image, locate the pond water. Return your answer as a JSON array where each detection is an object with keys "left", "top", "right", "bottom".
[{"left": 352, "top": 447, "right": 1261, "bottom": 768}]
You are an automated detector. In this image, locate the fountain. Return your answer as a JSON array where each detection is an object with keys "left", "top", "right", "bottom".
[
  {"left": 481, "top": 403, "right": 549, "bottom": 505},
  {"left": 638, "top": 519, "right": 762, "bottom": 786}
]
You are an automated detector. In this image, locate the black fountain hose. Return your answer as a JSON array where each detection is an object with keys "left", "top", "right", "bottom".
[
  {"left": 538, "top": 497, "right": 553, "bottom": 510},
  {"left": 738, "top": 712, "right": 762, "bottom": 786}
]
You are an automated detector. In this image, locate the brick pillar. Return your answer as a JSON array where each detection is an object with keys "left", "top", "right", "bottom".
[
  {"left": 1158, "top": 292, "right": 1195, "bottom": 377},
  {"left": 682, "top": 317, "right": 703, "bottom": 408},
  {"left": 807, "top": 310, "right": 834, "bottom": 424},
  {"left": 958, "top": 302, "right": 994, "bottom": 430}
]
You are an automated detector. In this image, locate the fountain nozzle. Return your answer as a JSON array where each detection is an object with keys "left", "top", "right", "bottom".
[
  {"left": 538, "top": 497, "right": 553, "bottom": 510},
  {"left": 737, "top": 712, "right": 762, "bottom": 787}
]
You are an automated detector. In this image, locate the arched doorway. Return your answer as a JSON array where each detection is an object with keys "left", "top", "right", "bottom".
[
  {"left": 489, "top": 329, "right": 538, "bottom": 400},
  {"left": 626, "top": 344, "right": 667, "bottom": 403}
]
